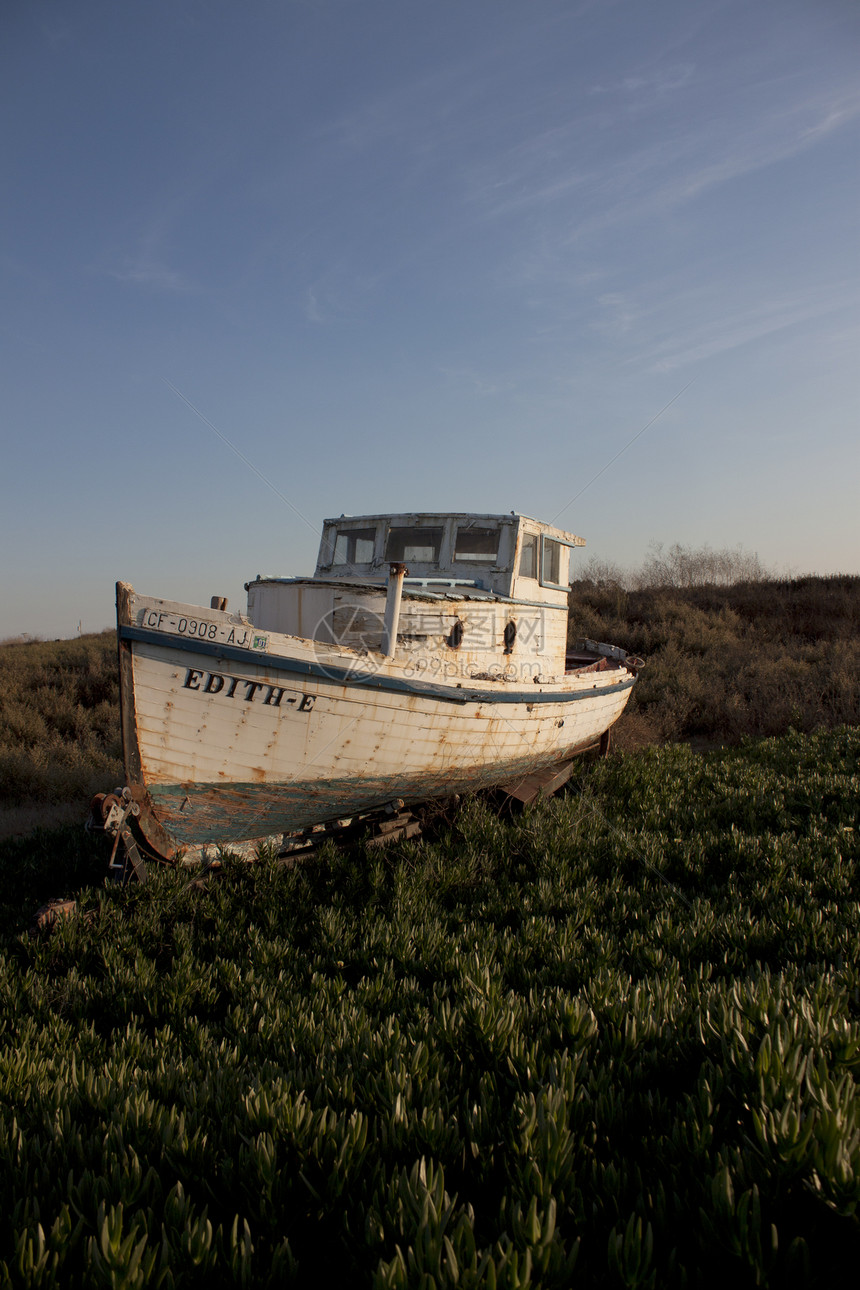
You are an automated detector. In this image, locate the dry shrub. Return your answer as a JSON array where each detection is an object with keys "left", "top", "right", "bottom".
[
  {"left": 570, "top": 575, "right": 860, "bottom": 746},
  {"left": 609, "top": 708, "right": 665, "bottom": 753},
  {"left": 0, "top": 632, "right": 122, "bottom": 807},
  {"left": 637, "top": 541, "right": 770, "bottom": 588},
  {"left": 578, "top": 541, "right": 771, "bottom": 591}
]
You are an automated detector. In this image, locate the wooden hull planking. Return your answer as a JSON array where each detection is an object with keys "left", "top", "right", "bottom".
[{"left": 118, "top": 587, "right": 635, "bottom": 853}]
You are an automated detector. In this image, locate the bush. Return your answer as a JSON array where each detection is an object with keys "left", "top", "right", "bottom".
[
  {"left": 570, "top": 576, "right": 860, "bottom": 746},
  {"left": 0, "top": 633, "right": 122, "bottom": 807},
  {"left": 637, "top": 541, "right": 771, "bottom": 588}
]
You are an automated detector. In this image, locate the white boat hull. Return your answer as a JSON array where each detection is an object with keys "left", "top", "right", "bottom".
[{"left": 117, "top": 587, "right": 635, "bottom": 854}]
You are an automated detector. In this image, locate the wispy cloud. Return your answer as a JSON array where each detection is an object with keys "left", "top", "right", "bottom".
[
  {"left": 673, "top": 90, "right": 860, "bottom": 203},
  {"left": 469, "top": 79, "right": 860, "bottom": 241},
  {"left": 634, "top": 288, "right": 857, "bottom": 374},
  {"left": 315, "top": 41, "right": 500, "bottom": 168},
  {"left": 437, "top": 365, "right": 517, "bottom": 397},
  {"left": 286, "top": 8, "right": 859, "bottom": 332},
  {"left": 39, "top": 15, "right": 74, "bottom": 46},
  {"left": 305, "top": 287, "right": 324, "bottom": 324},
  {"left": 109, "top": 257, "right": 191, "bottom": 292},
  {"left": 588, "top": 63, "right": 696, "bottom": 97},
  {"left": 302, "top": 267, "right": 379, "bottom": 324},
  {"left": 800, "top": 99, "right": 859, "bottom": 141},
  {"left": 590, "top": 292, "right": 640, "bottom": 338},
  {"left": 98, "top": 195, "right": 198, "bottom": 294}
]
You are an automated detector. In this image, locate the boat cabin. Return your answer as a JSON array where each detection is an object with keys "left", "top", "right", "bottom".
[
  {"left": 246, "top": 513, "right": 586, "bottom": 679},
  {"left": 312, "top": 513, "right": 584, "bottom": 602}
]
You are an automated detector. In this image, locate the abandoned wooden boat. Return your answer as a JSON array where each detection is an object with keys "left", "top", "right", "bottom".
[{"left": 114, "top": 512, "right": 638, "bottom": 859}]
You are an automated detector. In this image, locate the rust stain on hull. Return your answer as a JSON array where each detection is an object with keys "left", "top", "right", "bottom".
[{"left": 147, "top": 734, "right": 605, "bottom": 847}]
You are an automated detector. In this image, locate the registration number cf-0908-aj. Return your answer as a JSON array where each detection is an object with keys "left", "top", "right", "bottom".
[{"left": 141, "top": 609, "right": 268, "bottom": 651}]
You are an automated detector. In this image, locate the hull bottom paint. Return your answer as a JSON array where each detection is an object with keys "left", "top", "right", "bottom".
[{"left": 148, "top": 737, "right": 610, "bottom": 846}]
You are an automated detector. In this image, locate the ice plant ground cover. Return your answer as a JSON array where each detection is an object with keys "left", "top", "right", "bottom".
[{"left": 0, "top": 727, "right": 858, "bottom": 1287}]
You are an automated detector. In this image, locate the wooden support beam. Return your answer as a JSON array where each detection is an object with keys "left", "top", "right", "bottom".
[{"left": 498, "top": 758, "right": 576, "bottom": 805}]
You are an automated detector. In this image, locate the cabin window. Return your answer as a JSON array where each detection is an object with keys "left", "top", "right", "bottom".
[
  {"left": 519, "top": 534, "right": 538, "bottom": 579},
  {"left": 332, "top": 528, "right": 377, "bottom": 565},
  {"left": 541, "top": 538, "right": 562, "bottom": 586},
  {"left": 454, "top": 526, "right": 499, "bottom": 563},
  {"left": 538, "top": 536, "right": 573, "bottom": 590},
  {"left": 385, "top": 526, "right": 443, "bottom": 563}
]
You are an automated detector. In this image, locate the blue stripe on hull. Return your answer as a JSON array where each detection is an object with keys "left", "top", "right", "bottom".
[{"left": 121, "top": 625, "right": 634, "bottom": 706}]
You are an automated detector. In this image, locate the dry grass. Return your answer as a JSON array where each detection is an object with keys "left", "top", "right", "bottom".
[
  {"left": 0, "top": 632, "right": 122, "bottom": 818},
  {"left": 571, "top": 574, "right": 860, "bottom": 746}
]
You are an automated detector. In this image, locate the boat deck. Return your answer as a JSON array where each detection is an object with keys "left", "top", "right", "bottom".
[{"left": 564, "top": 651, "right": 620, "bottom": 675}]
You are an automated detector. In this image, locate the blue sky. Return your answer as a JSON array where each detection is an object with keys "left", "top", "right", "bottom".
[{"left": 2, "top": 0, "right": 858, "bottom": 638}]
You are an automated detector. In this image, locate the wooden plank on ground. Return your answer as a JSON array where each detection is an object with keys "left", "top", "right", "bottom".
[
  {"left": 498, "top": 759, "right": 576, "bottom": 805},
  {"left": 366, "top": 815, "right": 422, "bottom": 846}
]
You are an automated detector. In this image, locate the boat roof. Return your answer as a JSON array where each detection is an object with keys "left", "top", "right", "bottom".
[{"left": 322, "top": 512, "right": 583, "bottom": 545}]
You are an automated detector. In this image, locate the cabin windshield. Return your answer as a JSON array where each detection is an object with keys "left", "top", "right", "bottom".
[
  {"left": 332, "top": 527, "right": 376, "bottom": 565},
  {"left": 542, "top": 538, "right": 561, "bottom": 586},
  {"left": 519, "top": 534, "right": 538, "bottom": 579},
  {"left": 385, "top": 526, "right": 443, "bottom": 563},
  {"left": 454, "top": 525, "right": 499, "bottom": 563}
]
